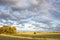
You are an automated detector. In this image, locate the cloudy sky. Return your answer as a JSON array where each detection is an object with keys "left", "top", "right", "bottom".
[{"left": 0, "top": 0, "right": 60, "bottom": 32}]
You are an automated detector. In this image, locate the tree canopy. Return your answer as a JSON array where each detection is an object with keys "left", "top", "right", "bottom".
[{"left": 0, "top": 25, "right": 17, "bottom": 34}]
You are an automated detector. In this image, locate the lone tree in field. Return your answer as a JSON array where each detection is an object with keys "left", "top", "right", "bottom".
[
  {"left": 34, "top": 32, "right": 36, "bottom": 34},
  {"left": 0, "top": 25, "right": 17, "bottom": 34}
]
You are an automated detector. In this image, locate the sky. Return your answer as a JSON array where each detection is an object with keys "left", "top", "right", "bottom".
[{"left": 0, "top": 0, "right": 60, "bottom": 32}]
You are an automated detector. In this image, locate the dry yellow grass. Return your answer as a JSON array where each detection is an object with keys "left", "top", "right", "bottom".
[
  {"left": 17, "top": 32, "right": 60, "bottom": 35},
  {"left": 0, "top": 32, "right": 60, "bottom": 40}
]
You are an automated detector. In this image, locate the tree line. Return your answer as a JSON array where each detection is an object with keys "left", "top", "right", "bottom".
[{"left": 0, "top": 25, "right": 17, "bottom": 34}]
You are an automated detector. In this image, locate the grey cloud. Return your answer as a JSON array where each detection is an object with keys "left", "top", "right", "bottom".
[
  {"left": 0, "top": 0, "right": 18, "bottom": 5},
  {"left": 0, "top": 0, "right": 60, "bottom": 32},
  {"left": 0, "top": 10, "right": 18, "bottom": 20},
  {"left": 0, "top": 11, "right": 11, "bottom": 19},
  {"left": 11, "top": 0, "right": 44, "bottom": 11}
]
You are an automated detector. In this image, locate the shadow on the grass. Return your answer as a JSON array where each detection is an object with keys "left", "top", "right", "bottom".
[
  {"left": 0, "top": 34, "right": 60, "bottom": 40},
  {"left": 0, "top": 36, "right": 32, "bottom": 40},
  {"left": 13, "top": 34, "right": 60, "bottom": 38}
]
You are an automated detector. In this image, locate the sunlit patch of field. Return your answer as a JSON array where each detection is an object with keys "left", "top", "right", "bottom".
[{"left": 0, "top": 32, "right": 60, "bottom": 40}]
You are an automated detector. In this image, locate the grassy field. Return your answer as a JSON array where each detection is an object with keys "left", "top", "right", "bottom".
[{"left": 0, "top": 32, "right": 60, "bottom": 40}]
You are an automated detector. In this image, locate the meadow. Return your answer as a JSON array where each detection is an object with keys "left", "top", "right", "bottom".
[{"left": 0, "top": 32, "right": 60, "bottom": 40}]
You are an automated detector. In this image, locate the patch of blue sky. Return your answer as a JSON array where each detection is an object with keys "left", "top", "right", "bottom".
[
  {"left": 0, "top": 6, "right": 5, "bottom": 11},
  {"left": 50, "top": 20, "right": 60, "bottom": 27}
]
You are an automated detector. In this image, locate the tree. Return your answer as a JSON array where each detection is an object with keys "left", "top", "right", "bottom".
[
  {"left": 8, "top": 26, "right": 16, "bottom": 34},
  {"left": 12, "top": 27, "right": 16, "bottom": 33},
  {"left": 0, "top": 25, "right": 17, "bottom": 34},
  {"left": 34, "top": 32, "right": 36, "bottom": 34}
]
